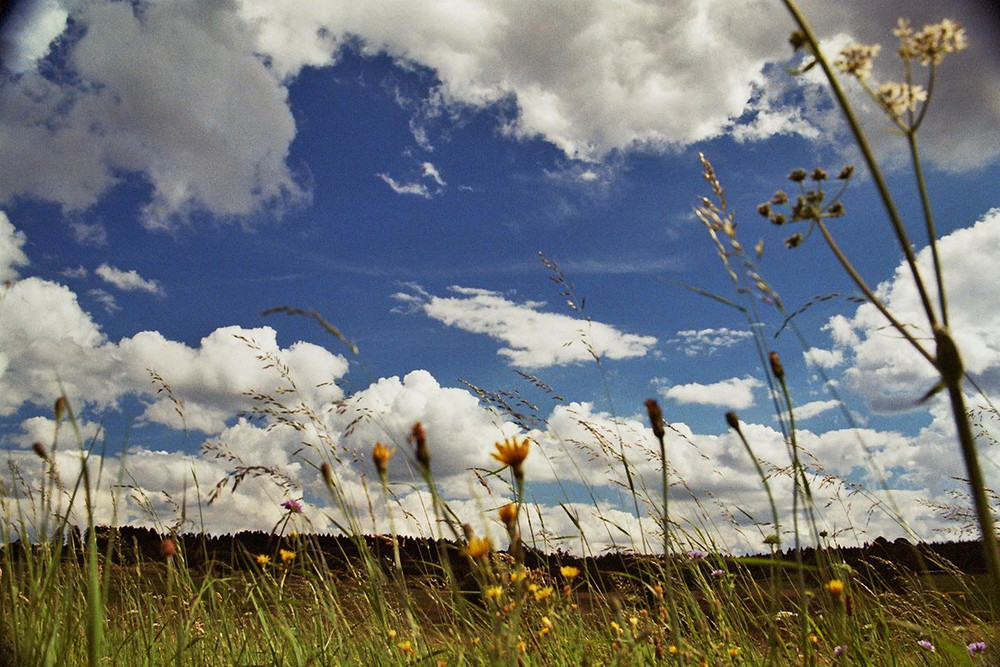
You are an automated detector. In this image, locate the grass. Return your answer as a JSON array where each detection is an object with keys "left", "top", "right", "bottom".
[{"left": 2, "top": 3, "right": 999, "bottom": 666}]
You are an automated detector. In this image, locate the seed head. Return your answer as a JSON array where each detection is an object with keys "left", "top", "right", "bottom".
[
  {"left": 54, "top": 396, "right": 69, "bottom": 422},
  {"left": 159, "top": 538, "right": 177, "bottom": 558},
  {"left": 724, "top": 412, "right": 741, "bottom": 432},
  {"left": 410, "top": 422, "right": 430, "bottom": 470},
  {"left": 837, "top": 165, "right": 854, "bottom": 180},
  {"left": 788, "top": 168, "right": 808, "bottom": 183},
  {"left": 31, "top": 442, "right": 49, "bottom": 461},
  {"left": 644, "top": 399, "right": 665, "bottom": 440},
  {"left": 769, "top": 351, "right": 785, "bottom": 380}
]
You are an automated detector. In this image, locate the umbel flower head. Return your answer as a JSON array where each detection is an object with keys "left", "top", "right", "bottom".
[{"left": 492, "top": 436, "right": 531, "bottom": 478}]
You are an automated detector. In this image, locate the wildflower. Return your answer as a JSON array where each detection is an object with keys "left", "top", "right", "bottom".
[
  {"left": 771, "top": 190, "right": 789, "bottom": 205},
  {"left": 560, "top": 565, "right": 580, "bottom": 579},
  {"left": 515, "top": 640, "right": 527, "bottom": 653},
  {"left": 728, "top": 647, "right": 740, "bottom": 658},
  {"left": 533, "top": 585, "right": 554, "bottom": 602},
  {"left": 668, "top": 645, "right": 679, "bottom": 655},
  {"left": 498, "top": 502, "right": 518, "bottom": 530},
  {"left": 539, "top": 616, "right": 553, "bottom": 636},
  {"left": 609, "top": 621, "right": 623, "bottom": 635},
  {"left": 397, "top": 640, "right": 416, "bottom": 656},
  {"left": 492, "top": 436, "right": 531, "bottom": 478},
  {"left": 837, "top": 165, "right": 854, "bottom": 180},
  {"left": 785, "top": 233, "right": 804, "bottom": 249},
  {"left": 788, "top": 168, "right": 808, "bottom": 183},
  {"left": 912, "top": 19, "right": 968, "bottom": 66},
  {"left": 763, "top": 534, "right": 780, "bottom": 546},
  {"left": 810, "top": 167, "right": 827, "bottom": 181},
  {"left": 463, "top": 536, "right": 493, "bottom": 560},
  {"left": 31, "top": 442, "right": 48, "bottom": 461},
  {"left": 410, "top": 422, "right": 430, "bottom": 470},
  {"left": 510, "top": 568, "right": 527, "bottom": 584},
  {"left": 834, "top": 43, "right": 881, "bottom": 80},
  {"left": 687, "top": 549, "right": 709, "bottom": 559},
  {"left": 826, "top": 579, "right": 844, "bottom": 596},
  {"left": 768, "top": 351, "right": 784, "bottom": 380},
  {"left": 711, "top": 569, "right": 725, "bottom": 578},
  {"left": 757, "top": 202, "right": 772, "bottom": 218},
  {"left": 876, "top": 82, "right": 927, "bottom": 118},
  {"left": 834, "top": 645, "right": 847, "bottom": 658},
  {"left": 279, "top": 548, "right": 296, "bottom": 563},
  {"left": 485, "top": 586, "right": 504, "bottom": 601},
  {"left": 256, "top": 554, "right": 271, "bottom": 566},
  {"left": 969, "top": 642, "right": 987, "bottom": 656},
  {"left": 917, "top": 640, "right": 935, "bottom": 652},
  {"left": 281, "top": 499, "right": 302, "bottom": 514},
  {"left": 159, "top": 538, "right": 177, "bottom": 558},
  {"left": 371, "top": 442, "right": 395, "bottom": 476},
  {"left": 54, "top": 396, "right": 68, "bottom": 422}
]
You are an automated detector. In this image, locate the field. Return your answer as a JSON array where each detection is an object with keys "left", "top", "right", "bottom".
[{"left": 2, "top": 3, "right": 999, "bottom": 666}]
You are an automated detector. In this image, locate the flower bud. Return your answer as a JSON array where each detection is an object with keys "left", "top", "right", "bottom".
[
  {"left": 644, "top": 399, "right": 665, "bottom": 440},
  {"left": 769, "top": 351, "right": 785, "bottom": 380}
]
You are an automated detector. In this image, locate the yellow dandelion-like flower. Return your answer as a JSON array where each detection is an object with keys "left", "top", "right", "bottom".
[
  {"left": 539, "top": 616, "right": 553, "bottom": 636},
  {"left": 498, "top": 502, "right": 518, "bottom": 529},
  {"left": 668, "top": 645, "right": 679, "bottom": 655},
  {"left": 827, "top": 579, "right": 845, "bottom": 596},
  {"left": 533, "top": 585, "right": 553, "bottom": 602},
  {"left": 397, "top": 640, "right": 415, "bottom": 655},
  {"left": 728, "top": 647, "right": 740, "bottom": 658},
  {"left": 372, "top": 442, "right": 395, "bottom": 475},
  {"left": 560, "top": 565, "right": 579, "bottom": 580},
  {"left": 463, "top": 536, "right": 493, "bottom": 560},
  {"left": 485, "top": 586, "right": 504, "bottom": 601},
  {"left": 516, "top": 640, "right": 527, "bottom": 654},
  {"left": 510, "top": 568, "right": 528, "bottom": 584},
  {"left": 279, "top": 548, "right": 296, "bottom": 563},
  {"left": 256, "top": 554, "right": 271, "bottom": 566},
  {"left": 491, "top": 436, "right": 531, "bottom": 473},
  {"left": 610, "top": 621, "right": 623, "bottom": 635}
]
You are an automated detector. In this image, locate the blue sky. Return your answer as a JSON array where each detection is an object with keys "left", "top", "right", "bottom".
[{"left": 1, "top": 0, "right": 999, "bottom": 553}]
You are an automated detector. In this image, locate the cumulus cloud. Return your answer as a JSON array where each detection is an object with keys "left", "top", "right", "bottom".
[
  {"left": 3, "top": 1, "right": 995, "bottom": 233},
  {"left": 95, "top": 264, "right": 164, "bottom": 296},
  {"left": 663, "top": 376, "right": 763, "bottom": 409},
  {"left": 394, "top": 285, "right": 656, "bottom": 368},
  {"left": 803, "top": 347, "right": 844, "bottom": 369},
  {"left": 0, "top": 212, "right": 28, "bottom": 282},
  {"left": 828, "top": 208, "right": 1000, "bottom": 412},
  {"left": 0, "top": 1, "right": 307, "bottom": 228}
]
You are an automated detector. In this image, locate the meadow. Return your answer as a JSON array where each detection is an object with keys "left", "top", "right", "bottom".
[{"left": 2, "top": 3, "right": 998, "bottom": 665}]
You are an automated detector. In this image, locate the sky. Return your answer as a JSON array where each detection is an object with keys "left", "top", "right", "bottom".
[{"left": 1, "top": 0, "right": 999, "bottom": 555}]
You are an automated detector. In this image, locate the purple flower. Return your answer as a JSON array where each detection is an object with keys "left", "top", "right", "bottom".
[
  {"left": 968, "top": 642, "right": 987, "bottom": 656},
  {"left": 281, "top": 499, "right": 303, "bottom": 513},
  {"left": 833, "top": 645, "right": 846, "bottom": 658},
  {"left": 917, "top": 640, "right": 935, "bottom": 652},
  {"left": 686, "top": 549, "right": 709, "bottom": 559},
  {"left": 711, "top": 569, "right": 725, "bottom": 578}
]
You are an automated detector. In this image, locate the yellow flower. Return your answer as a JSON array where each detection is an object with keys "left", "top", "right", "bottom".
[
  {"left": 485, "top": 586, "right": 504, "bottom": 601},
  {"left": 510, "top": 568, "right": 527, "bottom": 584},
  {"left": 826, "top": 579, "right": 844, "bottom": 596},
  {"left": 533, "top": 586, "right": 553, "bottom": 602},
  {"left": 498, "top": 502, "right": 518, "bottom": 529},
  {"left": 539, "top": 616, "right": 553, "bottom": 636},
  {"left": 560, "top": 565, "right": 579, "bottom": 580},
  {"left": 463, "top": 536, "right": 493, "bottom": 560},
  {"left": 397, "top": 640, "right": 415, "bottom": 655},
  {"left": 668, "top": 645, "right": 678, "bottom": 655},
  {"left": 372, "top": 442, "right": 395, "bottom": 475},
  {"left": 256, "top": 554, "right": 271, "bottom": 566},
  {"left": 515, "top": 640, "right": 527, "bottom": 654},
  {"left": 491, "top": 436, "right": 531, "bottom": 472},
  {"left": 279, "top": 548, "right": 296, "bottom": 563},
  {"left": 728, "top": 647, "right": 740, "bottom": 658}
]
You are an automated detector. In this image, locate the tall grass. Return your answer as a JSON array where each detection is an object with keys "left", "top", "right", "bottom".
[{"left": 2, "top": 4, "right": 998, "bottom": 666}]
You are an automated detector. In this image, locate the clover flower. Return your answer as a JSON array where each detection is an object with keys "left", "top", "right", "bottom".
[
  {"left": 969, "top": 642, "right": 987, "bottom": 656},
  {"left": 834, "top": 645, "right": 847, "bottom": 658},
  {"left": 917, "top": 640, "right": 935, "bottom": 652},
  {"left": 686, "top": 549, "right": 709, "bottom": 559},
  {"left": 281, "top": 499, "right": 302, "bottom": 514}
]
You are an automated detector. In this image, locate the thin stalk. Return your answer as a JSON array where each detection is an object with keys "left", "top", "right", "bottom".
[
  {"left": 907, "top": 129, "right": 950, "bottom": 328},
  {"left": 780, "top": 0, "right": 940, "bottom": 333}
]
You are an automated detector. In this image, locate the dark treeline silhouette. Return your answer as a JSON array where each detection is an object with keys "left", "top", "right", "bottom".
[{"left": 2, "top": 527, "right": 993, "bottom": 591}]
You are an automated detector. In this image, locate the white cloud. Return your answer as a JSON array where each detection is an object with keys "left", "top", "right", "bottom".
[
  {"left": 377, "top": 173, "right": 431, "bottom": 198},
  {"left": 378, "top": 160, "right": 447, "bottom": 198},
  {"left": 663, "top": 376, "right": 763, "bottom": 409},
  {"left": 787, "top": 399, "right": 840, "bottom": 420},
  {"left": 95, "top": 264, "right": 164, "bottom": 296},
  {"left": 672, "top": 327, "right": 754, "bottom": 356},
  {"left": 829, "top": 208, "right": 1000, "bottom": 412},
  {"left": 2, "top": 1, "right": 995, "bottom": 230},
  {"left": 395, "top": 285, "right": 656, "bottom": 368},
  {"left": 0, "top": 212, "right": 28, "bottom": 282},
  {"left": 803, "top": 347, "right": 844, "bottom": 369}
]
